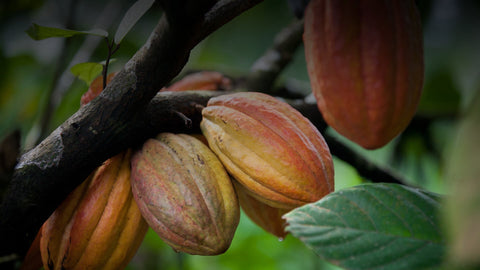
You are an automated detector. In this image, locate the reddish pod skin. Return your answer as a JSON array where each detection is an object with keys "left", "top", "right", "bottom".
[
  {"left": 304, "top": 0, "right": 424, "bottom": 149},
  {"left": 201, "top": 92, "right": 334, "bottom": 210},
  {"left": 160, "top": 71, "right": 231, "bottom": 92},
  {"left": 130, "top": 133, "right": 240, "bottom": 256},
  {"left": 234, "top": 182, "right": 289, "bottom": 239},
  {"left": 40, "top": 151, "right": 148, "bottom": 270}
]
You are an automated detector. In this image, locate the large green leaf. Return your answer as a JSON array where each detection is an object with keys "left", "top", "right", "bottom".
[
  {"left": 70, "top": 62, "right": 103, "bottom": 85},
  {"left": 114, "top": 0, "right": 155, "bottom": 44},
  {"left": 284, "top": 183, "right": 445, "bottom": 270}
]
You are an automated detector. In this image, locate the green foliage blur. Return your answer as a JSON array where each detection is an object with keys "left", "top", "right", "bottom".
[{"left": 1, "top": 0, "right": 480, "bottom": 269}]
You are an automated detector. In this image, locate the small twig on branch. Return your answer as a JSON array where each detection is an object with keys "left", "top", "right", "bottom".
[
  {"left": 102, "top": 38, "right": 121, "bottom": 89},
  {"left": 171, "top": 110, "right": 193, "bottom": 129}
]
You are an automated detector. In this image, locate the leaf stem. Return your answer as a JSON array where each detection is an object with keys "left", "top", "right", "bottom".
[{"left": 103, "top": 38, "right": 121, "bottom": 89}]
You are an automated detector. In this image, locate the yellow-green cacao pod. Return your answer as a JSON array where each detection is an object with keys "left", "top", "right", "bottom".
[
  {"left": 234, "top": 182, "right": 289, "bottom": 239},
  {"left": 130, "top": 133, "right": 240, "bottom": 255},
  {"left": 40, "top": 150, "right": 148, "bottom": 270},
  {"left": 304, "top": 0, "right": 424, "bottom": 149},
  {"left": 200, "top": 92, "right": 334, "bottom": 210}
]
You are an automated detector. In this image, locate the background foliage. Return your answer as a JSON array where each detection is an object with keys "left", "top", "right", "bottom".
[{"left": 1, "top": 0, "right": 480, "bottom": 269}]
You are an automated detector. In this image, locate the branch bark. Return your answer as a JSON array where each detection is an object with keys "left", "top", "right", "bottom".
[{"left": 0, "top": 0, "right": 263, "bottom": 259}]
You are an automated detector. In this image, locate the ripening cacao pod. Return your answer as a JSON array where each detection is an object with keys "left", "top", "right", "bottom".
[
  {"left": 161, "top": 71, "right": 231, "bottom": 92},
  {"left": 130, "top": 133, "right": 240, "bottom": 255},
  {"left": 304, "top": 0, "right": 424, "bottom": 149},
  {"left": 200, "top": 92, "right": 334, "bottom": 210},
  {"left": 80, "top": 72, "right": 117, "bottom": 106},
  {"left": 20, "top": 227, "right": 43, "bottom": 270},
  {"left": 40, "top": 150, "right": 148, "bottom": 270},
  {"left": 234, "top": 182, "right": 289, "bottom": 239}
]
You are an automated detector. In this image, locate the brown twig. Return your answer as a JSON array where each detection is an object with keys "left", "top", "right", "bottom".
[
  {"left": 243, "top": 19, "right": 304, "bottom": 93},
  {"left": 288, "top": 101, "right": 410, "bottom": 186}
]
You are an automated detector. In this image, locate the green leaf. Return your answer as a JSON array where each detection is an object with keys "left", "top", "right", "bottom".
[
  {"left": 114, "top": 0, "right": 155, "bottom": 44},
  {"left": 26, "top": 23, "right": 108, "bottom": 40},
  {"left": 70, "top": 62, "right": 103, "bottom": 85},
  {"left": 284, "top": 183, "right": 445, "bottom": 270}
]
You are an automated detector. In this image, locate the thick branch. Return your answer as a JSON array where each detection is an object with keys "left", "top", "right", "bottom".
[
  {"left": 0, "top": 0, "right": 262, "bottom": 259},
  {"left": 244, "top": 19, "right": 304, "bottom": 92}
]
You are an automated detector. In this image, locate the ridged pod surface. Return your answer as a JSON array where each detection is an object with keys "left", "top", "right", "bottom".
[
  {"left": 304, "top": 0, "right": 424, "bottom": 149},
  {"left": 201, "top": 92, "right": 334, "bottom": 209},
  {"left": 234, "top": 182, "right": 289, "bottom": 239},
  {"left": 40, "top": 150, "right": 148, "bottom": 270},
  {"left": 130, "top": 133, "right": 239, "bottom": 255},
  {"left": 20, "top": 227, "right": 43, "bottom": 270}
]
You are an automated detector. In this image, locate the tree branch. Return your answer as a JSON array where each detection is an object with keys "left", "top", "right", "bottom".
[
  {"left": 243, "top": 19, "right": 304, "bottom": 92},
  {"left": 0, "top": 0, "right": 263, "bottom": 259}
]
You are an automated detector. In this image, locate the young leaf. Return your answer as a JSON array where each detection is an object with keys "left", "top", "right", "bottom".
[
  {"left": 284, "top": 183, "right": 445, "bottom": 270},
  {"left": 114, "top": 0, "right": 155, "bottom": 44},
  {"left": 70, "top": 62, "right": 103, "bottom": 85},
  {"left": 26, "top": 23, "right": 108, "bottom": 40}
]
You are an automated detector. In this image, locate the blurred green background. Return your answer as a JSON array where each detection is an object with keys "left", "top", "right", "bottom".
[{"left": 1, "top": 0, "right": 480, "bottom": 269}]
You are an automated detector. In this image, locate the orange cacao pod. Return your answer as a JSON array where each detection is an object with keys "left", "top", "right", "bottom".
[
  {"left": 160, "top": 71, "right": 231, "bottom": 92},
  {"left": 40, "top": 150, "right": 148, "bottom": 270},
  {"left": 200, "top": 92, "right": 334, "bottom": 210},
  {"left": 130, "top": 133, "right": 240, "bottom": 255},
  {"left": 304, "top": 0, "right": 424, "bottom": 149},
  {"left": 20, "top": 227, "right": 43, "bottom": 270},
  {"left": 234, "top": 182, "right": 289, "bottom": 239},
  {"left": 80, "top": 72, "right": 117, "bottom": 106}
]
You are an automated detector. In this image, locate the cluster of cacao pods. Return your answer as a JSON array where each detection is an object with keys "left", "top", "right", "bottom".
[
  {"left": 24, "top": 70, "right": 335, "bottom": 269},
  {"left": 129, "top": 91, "right": 335, "bottom": 255},
  {"left": 23, "top": 0, "right": 426, "bottom": 264}
]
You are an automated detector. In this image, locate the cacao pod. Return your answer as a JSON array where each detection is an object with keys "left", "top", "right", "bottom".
[
  {"left": 20, "top": 227, "right": 43, "bottom": 270},
  {"left": 40, "top": 150, "right": 148, "bottom": 270},
  {"left": 80, "top": 72, "right": 117, "bottom": 106},
  {"left": 200, "top": 92, "right": 334, "bottom": 210},
  {"left": 304, "top": 0, "right": 424, "bottom": 149},
  {"left": 130, "top": 133, "right": 240, "bottom": 255},
  {"left": 160, "top": 71, "right": 231, "bottom": 92},
  {"left": 234, "top": 182, "right": 289, "bottom": 239}
]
